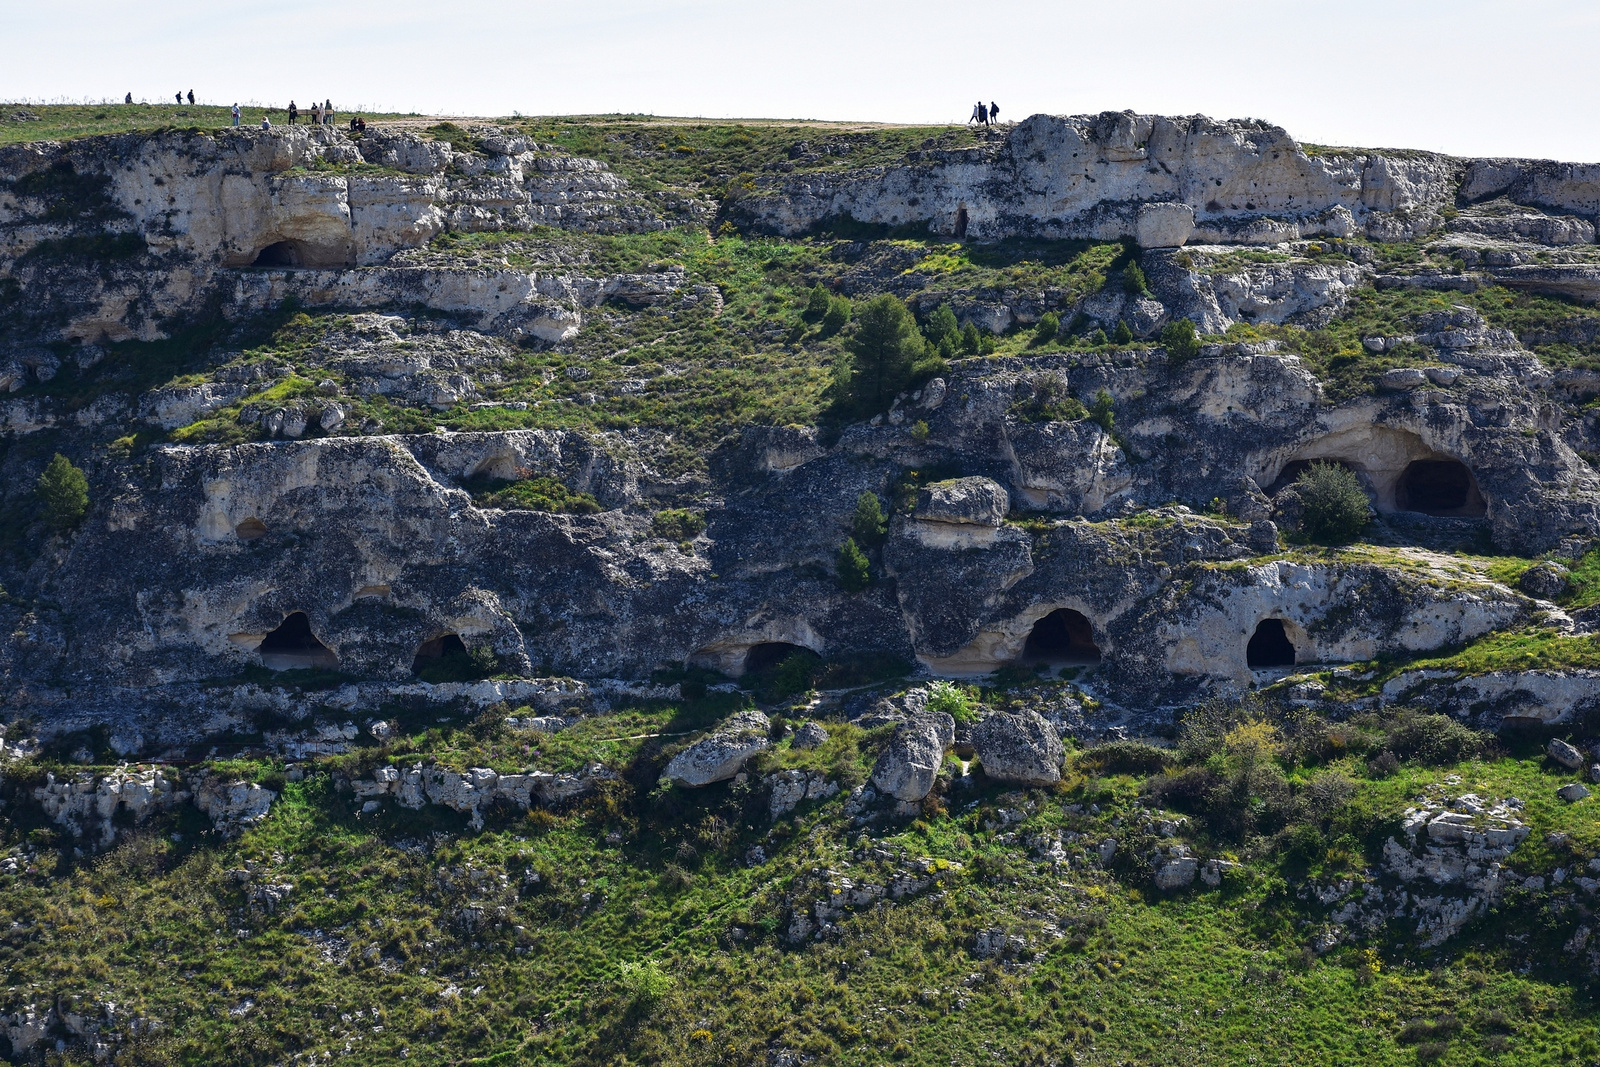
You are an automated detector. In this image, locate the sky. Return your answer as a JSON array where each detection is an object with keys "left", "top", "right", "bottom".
[{"left": 6, "top": 0, "right": 1600, "bottom": 161}]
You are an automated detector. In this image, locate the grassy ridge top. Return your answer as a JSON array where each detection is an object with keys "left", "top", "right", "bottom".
[{"left": 0, "top": 103, "right": 421, "bottom": 146}]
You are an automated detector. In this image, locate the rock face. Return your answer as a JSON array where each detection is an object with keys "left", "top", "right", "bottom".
[
  {"left": 971, "top": 710, "right": 1064, "bottom": 785},
  {"left": 1549, "top": 738, "right": 1586, "bottom": 770},
  {"left": 665, "top": 710, "right": 772, "bottom": 787},
  {"left": 351, "top": 760, "right": 609, "bottom": 828},
  {"left": 870, "top": 710, "right": 956, "bottom": 803}
]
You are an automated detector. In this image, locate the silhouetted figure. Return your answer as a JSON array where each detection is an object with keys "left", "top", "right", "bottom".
[
  {"left": 288, "top": 100, "right": 298, "bottom": 125},
  {"left": 125, "top": 92, "right": 133, "bottom": 104},
  {"left": 187, "top": 89, "right": 194, "bottom": 105},
  {"left": 978, "top": 102, "right": 989, "bottom": 126},
  {"left": 175, "top": 91, "right": 183, "bottom": 104},
  {"left": 311, "top": 101, "right": 323, "bottom": 125},
  {"left": 989, "top": 101, "right": 999, "bottom": 123},
  {"left": 231, "top": 103, "right": 240, "bottom": 126},
  {"left": 969, "top": 103, "right": 981, "bottom": 125},
  {"left": 323, "top": 98, "right": 333, "bottom": 126}
]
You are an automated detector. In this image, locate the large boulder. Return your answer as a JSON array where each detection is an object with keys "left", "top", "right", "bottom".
[
  {"left": 665, "top": 710, "right": 772, "bottom": 787},
  {"left": 971, "top": 710, "right": 1064, "bottom": 786},
  {"left": 915, "top": 477, "right": 1008, "bottom": 527},
  {"left": 870, "top": 711, "right": 956, "bottom": 803}
]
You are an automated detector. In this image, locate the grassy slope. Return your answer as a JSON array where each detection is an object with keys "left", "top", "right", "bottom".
[{"left": 0, "top": 103, "right": 417, "bottom": 145}]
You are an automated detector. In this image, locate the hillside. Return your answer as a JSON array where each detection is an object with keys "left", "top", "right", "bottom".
[{"left": 0, "top": 105, "right": 1599, "bottom": 1064}]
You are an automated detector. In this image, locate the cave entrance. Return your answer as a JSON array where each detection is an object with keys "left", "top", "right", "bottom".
[
  {"left": 252, "top": 240, "right": 305, "bottom": 267},
  {"left": 258, "top": 611, "right": 339, "bottom": 670},
  {"left": 743, "top": 642, "right": 814, "bottom": 676},
  {"left": 1246, "top": 619, "right": 1296, "bottom": 669},
  {"left": 412, "top": 632, "right": 490, "bottom": 682},
  {"left": 955, "top": 206, "right": 969, "bottom": 240},
  {"left": 1268, "top": 458, "right": 1359, "bottom": 495},
  {"left": 1395, "top": 459, "right": 1486, "bottom": 517},
  {"left": 1022, "top": 609, "right": 1102, "bottom": 666},
  {"left": 235, "top": 517, "right": 267, "bottom": 541}
]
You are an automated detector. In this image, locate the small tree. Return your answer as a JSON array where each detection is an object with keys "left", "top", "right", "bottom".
[
  {"left": 821, "top": 295, "right": 851, "bottom": 337},
  {"left": 837, "top": 293, "right": 924, "bottom": 412},
  {"left": 836, "top": 537, "right": 872, "bottom": 592},
  {"left": 851, "top": 491, "right": 888, "bottom": 547},
  {"left": 803, "top": 283, "right": 831, "bottom": 322},
  {"left": 1160, "top": 317, "right": 1200, "bottom": 361},
  {"left": 960, "top": 322, "right": 982, "bottom": 355},
  {"left": 1112, "top": 320, "right": 1134, "bottom": 345},
  {"left": 1088, "top": 389, "right": 1115, "bottom": 432},
  {"left": 924, "top": 303, "right": 960, "bottom": 348},
  {"left": 1295, "top": 462, "right": 1370, "bottom": 544},
  {"left": 1123, "top": 261, "right": 1149, "bottom": 295},
  {"left": 36, "top": 453, "right": 89, "bottom": 532},
  {"left": 1031, "top": 312, "right": 1061, "bottom": 348},
  {"left": 1091, "top": 327, "right": 1109, "bottom": 346}
]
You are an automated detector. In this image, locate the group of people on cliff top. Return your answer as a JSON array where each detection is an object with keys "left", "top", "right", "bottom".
[
  {"left": 285, "top": 100, "right": 337, "bottom": 127},
  {"left": 969, "top": 100, "right": 1001, "bottom": 126}
]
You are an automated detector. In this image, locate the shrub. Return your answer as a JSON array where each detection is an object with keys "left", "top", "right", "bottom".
[
  {"left": 833, "top": 294, "right": 926, "bottom": 413},
  {"left": 909, "top": 419, "right": 930, "bottom": 442},
  {"left": 923, "top": 303, "right": 960, "bottom": 348},
  {"left": 803, "top": 283, "right": 831, "bottom": 322},
  {"left": 36, "top": 453, "right": 89, "bottom": 532},
  {"left": 1081, "top": 740, "right": 1174, "bottom": 776},
  {"left": 1384, "top": 711, "right": 1485, "bottom": 765},
  {"left": 836, "top": 537, "right": 871, "bottom": 592},
  {"left": 1294, "top": 461, "right": 1370, "bottom": 544},
  {"left": 1031, "top": 312, "right": 1060, "bottom": 348},
  {"left": 851, "top": 492, "right": 888, "bottom": 547},
  {"left": 959, "top": 322, "right": 982, "bottom": 355},
  {"left": 925, "top": 680, "right": 977, "bottom": 724},
  {"left": 478, "top": 474, "right": 601, "bottom": 514},
  {"left": 821, "top": 295, "right": 851, "bottom": 337},
  {"left": 1123, "top": 262, "right": 1148, "bottom": 295},
  {"left": 1091, "top": 327, "right": 1109, "bottom": 346},
  {"left": 617, "top": 959, "right": 674, "bottom": 1008},
  {"left": 1160, "top": 317, "right": 1200, "bottom": 361},
  {"left": 1112, "top": 320, "right": 1134, "bottom": 345},
  {"left": 1088, "top": 389, "right": 1115, "bottom": 432},
  {"left": 416, "top": 643, "right": 499, "bottom": 684},
  {"left": 652, "top": 508, "right": 707, "bottom": 542}
]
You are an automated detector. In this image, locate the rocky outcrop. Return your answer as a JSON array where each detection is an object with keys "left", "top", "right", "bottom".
[
  {"left": 33, "top": 768, "right": 276, "bottom": 844},
  {"left": 665, "top": 710, "right": 771, "bottom": 787},
  {"left": 971, "top": 710, "right": 1063, "bottom": 785},
  {"left": 870, "top": 709, "right": 955, "bottom": 804},
  {"left": 766, "top": 769, "right": 838, "bottom": 818},
  {"left": 351, "top": 760, "right": 610, "bottom": 828}
]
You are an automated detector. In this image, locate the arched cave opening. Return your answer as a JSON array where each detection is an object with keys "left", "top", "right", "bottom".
[
  {"left": 258, "top": 611, "right": 339, "bottom": 670},
  {"left": 1395, "top": 459, "right": 1486, "bottom": 517},
  {"left": 251, "top": 240, "right": 304, "bottom": 267},
  {"left": 235, "top": 517, "right": 267, "bottom": 541},
  {"left": 412, "top": 633, "right": 496, "bottom": 683},
  {"left": 1022, "top": 608, "right": 1102, "bottom": 665},
  {"left": 1268, "top": 458, "right": 1359, "bottom": 495},
  {"left": 1246, "top": 618, "right": 1296, "bottom": 669},
  {"left": 743, "top": 642, "right": 814, "bottom": 676},
  {"left": 955, "top": 206, "right": 969, "bottom": 240}
]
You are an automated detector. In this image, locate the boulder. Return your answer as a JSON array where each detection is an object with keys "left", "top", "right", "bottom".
[
  {"left": 1549, "top": 738, "right": 1586, "bottom": 769},
  {"left": 1521, "top": 561, "right": 1570, "bottom": 600},
  {"left": 914, "top": 477, "right": 1008, "bottom": 527},
  {"left": 791, "top": 721, "right": 829, "bottom": 750},
  {"left": 870, "top": 711, "right": 956, "bottom": 803},
  {"left": 665, "top": 710, "right": 772, "bottom": 787},
  {"left": 1558, "top": 783, "right": 1591, "bottom": 802},
  {"left": 1153, "top": 846, "right": 1198, "bottom": 890},
  {"left": 1380, "top": 367, "right": 1429, "bottom": 390},
  {"left": 970, "top": 710, "right": 1063, "bottom": 786}
]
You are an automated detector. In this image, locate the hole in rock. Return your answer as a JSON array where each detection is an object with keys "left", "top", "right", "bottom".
[
  {"left": 1246, "top": 619, "right": 1296, "bottom": 669},
  {"left": 1395, "top": 459, "right": 1486, "bottom": 517},
  {"left": 1268, "top": 458, "right": 1359, "bottom": 495},
  {"left": 954, "top": 205, "right": 969, "bottom": 240},
  {"left": 413, "top": 632, "right": 467, "bottom": 669},
  {"left": 251, "top": 240, "right": 304, "bottom": 267},
  {"left": 743, "top": 642, "right": 814, "bottom": 676},
  {"left": 412, "top": 633, "right": 496, "bottom": 683},
  {"left": 258, "top": 611, "right": 339, "bottom": 670},
  {"left": 1021, "top": 609, "right": 1102, "bottom": 666},
  {"left": 235, "top": 517, "right": 267, "bottom": 541}
]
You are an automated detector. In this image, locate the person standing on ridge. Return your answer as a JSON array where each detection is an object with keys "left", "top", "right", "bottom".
[
  {"left": 989, "top": 101, "right": 1000, "bottom": 124},
  {"left": 288, "top": 100, "right": 298, "bottom": 125},
  {"left": 978, "top": 102, "right": 988, "bottom": 126},
  {"left": 323, "top": 99, "right": 333, "bottom": 126},
  {"left": 969, "top": 102, "right": 981, "bottom": 125},
  {"left": 231, "top": 103, "right": 240, "bottom": 126},
  {"left": 260, "top": 116, "right": 271, "bottom": 130},
  {"left": 124, "top": 92, "right": 133, "bottom": 104},
  {"left": 175, "top": 91, "right": 183, "bottom": 104},
  {"left": 311, "top": 101, "right": 322, "bottom": 125},
  {"left": 187, "top": 89, "right": 194, "bottom": 105}
]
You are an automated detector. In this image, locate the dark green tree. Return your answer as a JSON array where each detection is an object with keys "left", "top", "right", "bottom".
[
  {"left": 1160, "top": 317, "right": 1200, "bottom": 361},
  {"left": 1031, "top": 312, "right": 1061, "bottom": 347},
  {"left": 1088, "top": 389, "right": 1116, "bottom": 432},
  {"left": 1091, "top": 327, "right": 1109, "bottom": 346},
  {"left": 36, "top": 453, "right": 89, "bottom": 532},
  {"left": 924, "top": 303, "right": 959, "bottom": 348},
  {"left": 1112, "top": 319, "right": 1134, "bottom": 345},
  {"left": 836, "top": 293, "right": 925, "bottom": 411},
  {"left": 821, "top": 295, "right": 851, "bottom": 337},
  {"left": 1123, "top": 261, "right": 1148, "bottom": 295},
  {"left": 803, "top": 283, "right": 830, "bottom": 322},
  {"left": 836, "top": 537, "right": 872, "bottom": 592},
  {"left": 960, "top": 322, "right": 982, "bottom": 355},
  {"left": 851, "top": 491, "right": 888, "bottom": 548},
  {"left": 1295, "top": 462, "right": 1371, "bottom": 544}
]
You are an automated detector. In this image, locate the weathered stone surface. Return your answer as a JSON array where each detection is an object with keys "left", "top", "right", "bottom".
[
  {"left": 915, "top": 477, "right": 1008, "bottom": 527},
  {"left": 1549, "top": 738, "right": 1586, "bottom": 770},
  {"left": 1521, "top": 561, "right": 1571, "bottom": 600},
  {"left": 665, "top": 710, "right": 772, "bottom": 787},
  {"left": 1558, "top": 783, "right": 1591, "bottom": 802},
  {"left": 870, "top": 711, "right": 956, "bottom": 803},
  {"left": 791, "top": 721, "right": 829, "bottom": 749},
  {"left": 971, "top": 710, "right": 1064, "bottom": 785},
  {"left": 766, "top": 769, "right": 838, "bottom": 818}
]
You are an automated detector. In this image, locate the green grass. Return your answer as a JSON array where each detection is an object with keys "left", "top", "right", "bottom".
[{"left": 0, "top": 103, "right": 416, "bottom": 145}]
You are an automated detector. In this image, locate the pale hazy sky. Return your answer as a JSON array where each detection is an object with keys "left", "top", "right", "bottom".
[{"left": 7, "top": 0, "right": 1600, "bottom": 161}]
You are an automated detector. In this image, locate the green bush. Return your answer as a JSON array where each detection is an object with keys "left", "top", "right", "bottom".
[
  {"left": 652, "top": 508, "right": 707, "bottom": 541},
  {"left": 1123, "top": 262, "right": 1148, "bottom": 296},
  {"left": 923, "top": 303, "right": 959, "bottom": 349},
  {"left": 1160, "top": 317, "right": 1200, "bottom": 361},
  {"left": 415, "top": 643, "right": 500, "bottom": 684},
  {"left": 851, "top": 491, "right": 887, "bottom": 548},
  {"left": 820, "top": 295, "right": 851, "bottom": 337},
  {"left": 959, "top": 322, "right": 982, "bottom": 355},
  {"left": 803, "top": 283, "right": 831, "bottom": 322},
  {"left": 1384, "top": 711, "right": 1486, "bottom": 765},
  {"left": 36, "top": 453, "right": 89, "bottom": 532},
  {"left": 1080, "top": 740, "right": 1174, "bottom": 776},
  {"left": 1294, "top": 462, "right": 1370, "bottom": 544},
  {"left": 836, "top": 537, "right": 872, "bottom": 592},
  {"left": 1112, "top": 320, "right": 1134, "bottom": 345},
  {"left": 924, "top": 680, "right": 977, "bottom": 724},
  {"left": 1091, "top": 327, "right": 1109, "bottom": 346},
  {"left": 1031, "top": 312, "right": 1061, "bottom": 347},
  {"left": 478, "top": 475, "right": 602, "bottom": 514},
  {"left": 617, "top": 959, "right": 674, "bottom": 1008},
  {"left": 832, "top": 293, "right": 927, "bottom": 413},
  {"left": 1088, "top": 389, "right": 1115, "bottom": 432}
]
